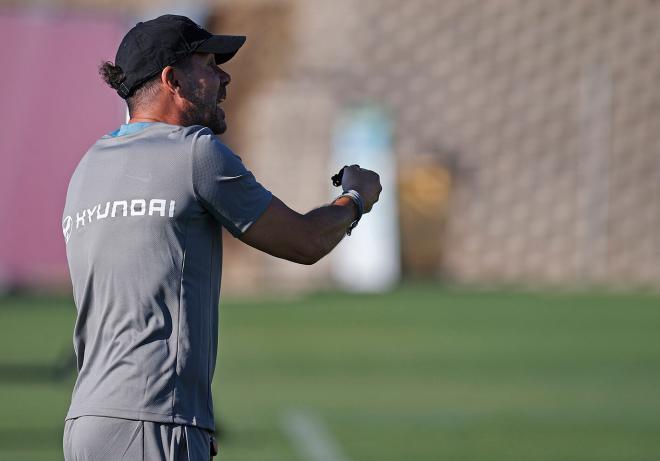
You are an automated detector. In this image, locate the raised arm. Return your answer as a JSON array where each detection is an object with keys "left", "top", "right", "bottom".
[{"left": 240, "top": 166, "right": 382, "bottom": 265}]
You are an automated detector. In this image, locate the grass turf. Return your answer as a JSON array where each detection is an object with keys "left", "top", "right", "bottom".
[{"left": 0, "top": 284, "right": 659, "bottom": 460}]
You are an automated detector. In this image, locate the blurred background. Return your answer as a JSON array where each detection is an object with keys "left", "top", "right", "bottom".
[{"left": 1, "top": 0, "right": 660, "bottom": 460}]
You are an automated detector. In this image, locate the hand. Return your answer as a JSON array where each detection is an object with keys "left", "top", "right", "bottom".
[{"left": 341, "top": 165, "right": 382, "bottom": 213}]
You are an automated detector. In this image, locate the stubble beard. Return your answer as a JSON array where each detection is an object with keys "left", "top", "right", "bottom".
[
  {"left": 183, "top": 78, "right": 227, "bottom": 134},
  {"left": 208, "top": 107, "right": 227, "bottom": 135},
  {"left": 182, "top": 92, "right": 226, "bottom": 134}
]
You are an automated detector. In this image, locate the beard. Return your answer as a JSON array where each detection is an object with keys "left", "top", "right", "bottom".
[
  {"left": 182, "top": 85, "right": 227, "bottom": 134},
  {"left": 182, "top": 102, "right": 226, "bottom": 134},
  {"left": 207, "top": 106, "right": 227, "bottom": 135}
]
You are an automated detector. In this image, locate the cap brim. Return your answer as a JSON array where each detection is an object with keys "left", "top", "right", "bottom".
[{"left": 196, "top": 35, "right": 246, "bottom": 64}]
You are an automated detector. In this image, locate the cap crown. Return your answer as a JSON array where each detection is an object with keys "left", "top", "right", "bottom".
[{"left": 115, "top": 15, "right": 212, "bottom": 98}]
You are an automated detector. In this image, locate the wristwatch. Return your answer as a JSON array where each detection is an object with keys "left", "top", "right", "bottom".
[{"left": 339, "top": 190, "right": 364, "bottom": 235}]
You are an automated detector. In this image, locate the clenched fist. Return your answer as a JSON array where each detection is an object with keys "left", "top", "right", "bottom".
[{"left": 340, "top": 165, "right": 382, "bottom": 213}]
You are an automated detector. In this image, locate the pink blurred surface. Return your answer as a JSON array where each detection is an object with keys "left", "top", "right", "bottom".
[{"left": 0, "top": 9, "right": 126, "bottom": 289}]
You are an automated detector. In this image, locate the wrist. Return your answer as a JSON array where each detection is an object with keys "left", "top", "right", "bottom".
[
  {"left": 332, "top": 195, "right": 358, "bottom": 219},
  {"left": 335, "top": 189, "right": 364, "bottom": 235}
]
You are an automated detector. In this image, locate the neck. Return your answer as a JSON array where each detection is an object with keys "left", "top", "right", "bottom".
[
  {"left": 128, "top": 116, "right": 164, "bottom": 124},
  {"left": 129, "top": 104, "right": 187, "bottom": 127}
]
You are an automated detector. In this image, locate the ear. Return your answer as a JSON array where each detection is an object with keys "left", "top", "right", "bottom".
[{"left": 160, "top": 66, "right": 179, "bottom": 95}]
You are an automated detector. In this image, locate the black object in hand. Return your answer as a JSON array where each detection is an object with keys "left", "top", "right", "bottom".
[{"left": 331, "top": 166, "right": 346, "bottom": 187}]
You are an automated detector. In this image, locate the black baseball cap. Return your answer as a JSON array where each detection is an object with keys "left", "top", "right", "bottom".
[{"left": 114, "top": 14, "right": 246, "bottom": 99}]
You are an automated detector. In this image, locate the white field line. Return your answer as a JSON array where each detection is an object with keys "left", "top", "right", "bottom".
[{"left": 281, "top": 409, "right": 352, "bottom": 461}]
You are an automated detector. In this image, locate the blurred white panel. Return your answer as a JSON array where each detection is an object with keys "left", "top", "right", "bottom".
[{"left": 330, "top": 106, "right": 400, "bottom": 292}]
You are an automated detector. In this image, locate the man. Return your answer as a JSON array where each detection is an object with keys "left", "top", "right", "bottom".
[{"left": 61, "top": 14, "right": 381, "bottom": 461}]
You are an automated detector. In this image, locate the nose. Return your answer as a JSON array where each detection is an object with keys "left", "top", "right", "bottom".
[{"left": 218, "top": 67, "right": 231, "bottom": 86}]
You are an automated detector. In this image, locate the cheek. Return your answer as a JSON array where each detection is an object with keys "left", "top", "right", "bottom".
[
  {"left": 180, "top": 76, "right": 199, "bottom": 98},
  {"left": 198, "top": 75, "right": 217, "bottom": 99},
  {"left": 186, "top": 79, "right": 206, "bottom": 102}
]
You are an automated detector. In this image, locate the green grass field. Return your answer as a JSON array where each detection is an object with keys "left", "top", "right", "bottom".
[{"left": 1, "top": 284, "right": 659, "bottom": 460}]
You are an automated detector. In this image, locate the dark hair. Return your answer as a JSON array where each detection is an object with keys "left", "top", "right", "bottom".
[{"left": 99, "top": 61, "right": 161, "bottom": 114}]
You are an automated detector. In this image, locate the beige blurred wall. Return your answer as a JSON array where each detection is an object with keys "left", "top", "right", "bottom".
[
  {"left": 215, "top": 0, "right": 660, "bottom": 290},
  {"left": 9, "top": 0, "right": 660, "bottom": 291}
]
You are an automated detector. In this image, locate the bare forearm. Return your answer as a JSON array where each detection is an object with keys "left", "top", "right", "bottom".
[
  {"left": 302, "top": 196, "right": 357, "bottom": 263},
  {"left": 240, "top": 165, "right": 380, "bottom": 265},
  {"left": 240, "top": 195, "right": 357, "bottom": 265}
]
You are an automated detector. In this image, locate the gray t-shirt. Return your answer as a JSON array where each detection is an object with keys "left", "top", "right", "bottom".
[{"left": 62, "top": 122, "right": 272, "bottom": 430}]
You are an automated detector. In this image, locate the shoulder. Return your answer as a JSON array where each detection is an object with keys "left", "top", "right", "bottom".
[
  {"left": 185, "top": 126, "right": 240, "bottom": 164},
  {"left": 180, "top": 125, "right": 220, "bottom": 145},
  {"left": 179, "top": 124, "right": 213, "bottom": 139}
]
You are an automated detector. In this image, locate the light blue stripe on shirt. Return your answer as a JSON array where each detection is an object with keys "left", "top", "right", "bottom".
[{"left": 107, "top": 122, "right": 156, "bottom": 137}]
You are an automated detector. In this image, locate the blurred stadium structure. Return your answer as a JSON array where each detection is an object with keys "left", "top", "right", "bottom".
[
  {"left": 1, "top": 0, "right": 660, "bottom": 293},
  {"left": 2, "top": 3, "right": 660, "bottom": 461}
]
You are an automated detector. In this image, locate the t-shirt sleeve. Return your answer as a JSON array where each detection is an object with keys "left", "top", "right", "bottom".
[{"left": 191, "top": 129, "right": 272, "bottom": 237}]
